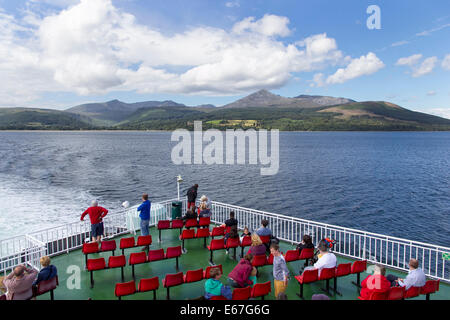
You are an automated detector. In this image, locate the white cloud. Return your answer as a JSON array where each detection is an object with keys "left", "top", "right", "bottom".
[
  {"left": 412, "top": 56, "right": 437, "bottom": 77},
  {"left": 396, "top": 54, "right": 437, "bottom": 77},
  {"left": 396, "top": 54, "right": 423, "bottom": 66},
  {"left": 310, "top": 73, "right": 325, "bottom": 87},
  {"left": 391, "top": 40, "right": 409, "bottom": 47},
  {"left": 326, "top": 52, "right": 385, "bottom": 85},
  {"left": 416, "top": 23, "right": 450, "bottom": 36},
  {"left": 427, "top": 91, "right": 436, "bottom": 96},
  {"left": 0, "top": 0, "right": 383, "bottom": 105},
  {"left": 232, "top": 14, "right": 291, "bottom": 37},
  {"left": 225, "top": 1, "right": 240, "bottom": 8},
  {"left": 428, "top": 108, "right": 450, "bottom": 119},
  {"left": 442, "top": 54, "right": 450, "bottom": 70}
]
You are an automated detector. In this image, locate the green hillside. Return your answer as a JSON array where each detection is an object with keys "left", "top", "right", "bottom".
[{"left": 0, "top": 108, "right": 95, "bottom": 130}]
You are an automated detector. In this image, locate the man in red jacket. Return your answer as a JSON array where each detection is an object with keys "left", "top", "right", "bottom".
[
  {"left": 360, "top": 264, "right": 391, "bottom": 300},
  {"left": 81, "top": 200, "right": 108, "bottom": 244},
  {"left": 227, "top": 254, "right": 256, "bottom": 288}
]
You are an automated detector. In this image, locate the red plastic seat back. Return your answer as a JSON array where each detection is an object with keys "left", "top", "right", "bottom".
[
  {"left": 351, "top": 260, "right": 367, "bottom": 274},
  {"left": 108, "top": 255, "right": 126, "bottom": 268},
  {"left": 166, "top": 246, "right": 182, "bottom": 258},
  {"left": 148, "top": 248, "right": 165, "bottom": 261},
  {"left": 204, "top": 265, "right": 223, "bottom": 279},
  {"left": 196, "top": 228, "right": 210, "bottom": 238},
  {"left": 210, "top": 295, "right": 227, "bottom": 300},
  {"left": 226, "top": 237, "right": 240, "bottom": 249},
  {"left": 101, "top": 240, "right": 116, "bottom": 252},
  {"left": 369, "top": 291, "right": 389, "bottom": 300},
  {"left": 251, "top": 281, "right": 271, "bottom": 298},
  {"left": 158, "top": 220, "right": 171, "bottom": 229},
  {"left": 199, "top": 217, "right": 211, "bottom": 226},
  {"left": 224, "top": 226, "right": 232, "bottom": 234},
  {"left": 209, "top": 239, "right": 225, "bottom": 250},
  {"left": 87, "top": 258, "right": 106, "bottom": 271},
  {"left": 336, "top": 263, "right": 352, "bottom": 277},
  {"left": 299, "top": 248, "right": 314, "bottom": 260},
  {"left": 120, "top": 237, "right": 135, "bottom": 249},
  {"left": 36, "top": 276, "right": 59, "bottom": 295},
  {"left": 404, "top": 286, "right": 420, "bottom": 299},
  {"left": 259, "top": 235, "right": 271, "bottom": 244},
  {"left": 171, "top": 219, "right": 184, "bottom": 229},
  {"left": 129, "top": 252, "right": 147, "bottom": 265},
  {"left": 319, "top": 267, "right": 336, "bottom": 280},
  {"left": 137, "top": 235, "right": 152, "bottom": 246},
  {"left": 284, "top": 250, "right": 299, "bottom": 262},
  {"left": 420, "top": 280, "right": 439, "bottom": 295},
  {"left": 388, "top": 287, "right": 405, "bottom": 300},
  {"left": 82, "top": 242, "right": 99, "bottom": 254},
  {"left": 185, "top": 219, "right": 198, "bottom": 228},
  {"left": 115, "top": 281, "right": 136, "bottom": 298},
  {"left": 240, "top": 236, "right": 252, "bottom": 247},
  {"left": 252, "top": 255, "right": 267, "bottom": 267},
  {"left": 232, "top": 286, "right": 252, "bottom": 300},
  {"left": 184, "top": 269, "right": 204, "bottom": 283},
  {"left": 211, "top": 226, "right": 225, "bottom": 237},
  {"left": 181, "top": 229, "right": 195, "bottom": 239},
  {"left": 301, "top": 269, "right": 319, "bottom": 283},
  {"left": 138, "top": 277, "right": 159, "bottom": 292},
  {"left": 163, "top": 272, "right": 184, "bottom": 288}
]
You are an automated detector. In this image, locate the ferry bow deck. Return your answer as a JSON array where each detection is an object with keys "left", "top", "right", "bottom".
[
  {"left": 1, "top": 199, "right": 449, "bottom": 300},
  {"left": 32, "top": 228, "right": 450, "bottom": 300}
]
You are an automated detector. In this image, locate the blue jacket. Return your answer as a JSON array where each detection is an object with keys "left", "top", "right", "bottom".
[
  {"left": 137, "top": 200, "right": 151, "bottom": 220},
  {"left": 33, "top": 265, "right": 57, "bottom": 286}
]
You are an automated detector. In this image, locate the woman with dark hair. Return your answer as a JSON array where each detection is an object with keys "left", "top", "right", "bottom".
[{"left": 296, "top": 234, "right": 314, "bottom": 255}]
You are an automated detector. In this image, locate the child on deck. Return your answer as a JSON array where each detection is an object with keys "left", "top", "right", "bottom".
[{"left": 204, "top": 268, "right": 232, "bottom": 300}]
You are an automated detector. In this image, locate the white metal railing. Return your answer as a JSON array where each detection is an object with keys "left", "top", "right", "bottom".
[
  {"left": 209, "top": 201, "right": 450, "bottom": 283},
  {"left": 1, "top": 198, "right": 449, "bottom": 283}
]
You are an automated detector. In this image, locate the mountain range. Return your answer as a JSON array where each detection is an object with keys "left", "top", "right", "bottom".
[{"left": 0, "top": 90, "right": 449, "bottom": 131}]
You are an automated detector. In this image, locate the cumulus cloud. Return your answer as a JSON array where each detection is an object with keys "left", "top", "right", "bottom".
[
  {"left": 396, "top": 54, "right": 423, "bottom": 66},
  {"left": 396, "top": 54, "right": 437, "bottom": 77},
  {"left": 428, "top": 108, "right": 450, "bottom": 119},
  {"left": 325, "top": 52, "right": 385, "bottom": 85},
  {"left": 442, "top": 54, "right": 450, "bottom": 70},
  {"left": 427, "top": 91, "right": 436, "bottom": 96},
  {"left": 0, "top": 0, "right": 383, "bottom": 105},
  {"left": 412, "top": 57, "right": 437, "bottom": 77}
]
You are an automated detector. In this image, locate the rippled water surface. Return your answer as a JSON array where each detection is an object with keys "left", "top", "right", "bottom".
[{"left": 0, "top": 131, "right": 448, "bottom": 246}]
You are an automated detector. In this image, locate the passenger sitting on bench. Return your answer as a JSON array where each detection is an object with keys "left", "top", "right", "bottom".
[
  {"left": 221, "top": 211, "right": 238, "bottom": 228},
  {"left": 255, "top": 219, "right": 272, "bottom": 238},
  {"left": 359, "top": 264, "right": 391, "bottom": 300},
  {"left": 240, "top": 226, "right": 251, "bottom": 241},
  {"left": 3, "top": 264, "right": 38, "bottom": 300},
  {"left": 198, "top": 202, "right": 211, "bottom": 218},
  {"left": 303, "top": 239, "right": 336, "bottom": 276},
  {"left": 204, "top": 268, "right": 232, "bottom": 300},
  {"left": 386, "top": 259, "right": 426, "bottom": 290},
  {"left": 224, "top": 225, "right": 239, "bottom": 254},
  {"left": 32, "top": 256, "right": 57, "bottom": 287},
  {"left": 182, "top": 209, "right": 197, "bottom": 221},
  {"left": 247, "top": 234, "right": 266, "bottom": 256},
  {"left": 296, "top": 235, "right": 314, "bottom": 255}
]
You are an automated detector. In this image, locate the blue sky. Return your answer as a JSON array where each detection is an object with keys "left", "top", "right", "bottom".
[{"left": 0, "top": 0, "right": 449, "bottom": 118}]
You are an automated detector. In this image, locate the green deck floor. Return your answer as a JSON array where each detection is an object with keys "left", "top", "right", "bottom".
[{"left": 38, "top": 226, "right": 450, "bottom": 300}]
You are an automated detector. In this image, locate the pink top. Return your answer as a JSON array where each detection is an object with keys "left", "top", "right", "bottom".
[{"left": 3, "top": 267, "right": 38, "bottom": 300}]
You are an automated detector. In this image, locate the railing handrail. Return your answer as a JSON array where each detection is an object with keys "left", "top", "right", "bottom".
[{"left": 211, "top": 200, "right": 450, "bottom": 251}]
